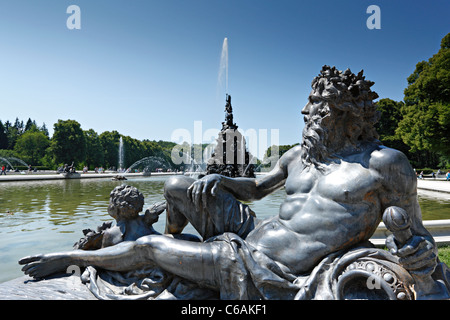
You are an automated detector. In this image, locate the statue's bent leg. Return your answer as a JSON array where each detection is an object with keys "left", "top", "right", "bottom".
[
  {"left": 164, "top": 175, "right": 256, "bottom": 240},
  {"left": 164, "top": 176, "right": 193, "bottom": 234}
]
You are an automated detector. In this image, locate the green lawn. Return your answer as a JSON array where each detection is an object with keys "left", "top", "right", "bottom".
[{"left": 438, "top": 245, "right": 450, "bottom": 266}]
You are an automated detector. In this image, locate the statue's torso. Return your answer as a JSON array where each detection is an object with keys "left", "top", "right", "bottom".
[{"left": 247, "top": 147, "right": 384, "bottom": 274}]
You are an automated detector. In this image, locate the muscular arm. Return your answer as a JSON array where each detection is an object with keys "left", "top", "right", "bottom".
[
  {"left": 218, "top": 161, "right": 287, "bottom": 201},
  {"left": 189, "top": 147, "right": 297, "bottom": 205},
  {"left": 371, "top": 147, "right": 432, "bottom": 239},
  {"left": 371, "top": 147, "right": 437, "bottom": 274}
]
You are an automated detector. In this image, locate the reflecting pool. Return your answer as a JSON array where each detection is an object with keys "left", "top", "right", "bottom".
[{"left": 1, "top": 176, "right": 449, "bottom": 283}]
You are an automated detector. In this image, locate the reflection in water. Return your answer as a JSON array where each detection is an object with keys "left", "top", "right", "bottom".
[{"left": 0, "top": 176, "right": 449, "bottom": 283}]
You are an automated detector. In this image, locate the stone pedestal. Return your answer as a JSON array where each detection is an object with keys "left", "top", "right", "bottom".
[{"left": 0, "top": 274, "right": 96, "bottom": 300}]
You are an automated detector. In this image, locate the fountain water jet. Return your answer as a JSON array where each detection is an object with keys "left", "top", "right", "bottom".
[
  {"left": 0, "top": 156, "right": 29, "bottom": 171},
  {"left": 127, "top": 156, "right": 173, "bottom": 175},
  {"left": 118, "top": 137, "right": 124, "bottom": 171},
  {"left": 217, "top": 37, "right": 229, "bottom": 97}
]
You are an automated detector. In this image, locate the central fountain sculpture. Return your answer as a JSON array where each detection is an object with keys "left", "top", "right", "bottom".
[
  {"left": 14, "top": 66, "right": 450, "bottom": 300},
  {"left": 206, "top": 94, "right": 255, "bottom": 178}
]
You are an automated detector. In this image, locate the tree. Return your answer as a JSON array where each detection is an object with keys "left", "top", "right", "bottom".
[
  {"left": 5, "top": 119, "right": 20, "bottom": 149},
  {"left": 264, "top": 143, "right": 299, "bottom": 159},
  {"left": 397, "top": 33, "right": 450, "bottom": 164},
  {"left": 51, "top": 119, "right": 86, "bottom": 167},
  {"left": 14, "top": 131, "right": 50, "bottom": 165},
  {"left": 14, "top": 118, "right": 24, "bottom": 134},
  {"left": 24, "top": 118, "right": 36, "bottom": 132},
  {"left": 120, "top": 135, "right": 142, "bottom": 169},
  {"left": 40, "top": 123, "right": 49, "bottom": 137},
  {"left": 0, "top": 121, "right": 8, "bottom": 149},
  {"left": 375, "top": 99, "right": 410, "bottom": 155},
  {"left": 84, "top": 129, "right": 104, "bottom": 169},
  {"left": 99, "top": 130, "right": 121, "bottom": 169},
  {"left": 142, "top": 140, "right": 166, "bottom": 158}
]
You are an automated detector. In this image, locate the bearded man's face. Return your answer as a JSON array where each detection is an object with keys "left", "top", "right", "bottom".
[
  {"left": 299, "top": 97, "right": 333, "bottom": 170},
  {"left": 302, "top": 97, "right": 326, "bottom": 122},
  {"left": 299, "top": 66, "right": 380, "bottom": 172}
]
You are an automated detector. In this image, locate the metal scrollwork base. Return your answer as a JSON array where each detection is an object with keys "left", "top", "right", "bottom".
[{"left": 336, "top": 257, "right": 414, "bottom": 300}]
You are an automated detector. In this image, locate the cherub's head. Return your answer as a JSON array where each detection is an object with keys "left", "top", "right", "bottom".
[{"left": 108, "top": 185, "right": 144, "bottom": 220}]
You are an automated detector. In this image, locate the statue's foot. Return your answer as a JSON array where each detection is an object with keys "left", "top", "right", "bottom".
[{"left": 19, "top": 254, "right": 72, "bottom": 280}]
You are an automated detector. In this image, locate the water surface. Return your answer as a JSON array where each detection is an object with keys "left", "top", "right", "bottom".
[{"left": 1, "top": 176, "right": 449, "bottom": 283}]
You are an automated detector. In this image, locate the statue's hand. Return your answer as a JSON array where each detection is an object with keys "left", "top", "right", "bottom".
[
  {"left": 386, "top": 234, "right": 437, "bottom": 276},
  {"left": 19, "top": 253, "right": 72, "bottom": 279},
  {"left": 187, "top": 174, "right": 222, "bottom": 211}
]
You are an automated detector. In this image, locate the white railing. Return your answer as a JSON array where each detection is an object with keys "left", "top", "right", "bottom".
[{"left": 371, "top": 219, "right": 450, "bottom": 247}]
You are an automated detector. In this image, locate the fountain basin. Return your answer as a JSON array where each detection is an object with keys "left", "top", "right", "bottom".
[{"left": 0, "top": 171, "right": 182, "bottom": 182}]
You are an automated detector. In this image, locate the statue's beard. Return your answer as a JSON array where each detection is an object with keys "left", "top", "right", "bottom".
[{"left": 300, "top": 114, "right": 334, "bottom": 170}]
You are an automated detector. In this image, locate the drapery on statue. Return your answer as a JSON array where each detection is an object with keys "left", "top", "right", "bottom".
[{"left": 19, "top": 66, "right": 450, "bottom": 300}]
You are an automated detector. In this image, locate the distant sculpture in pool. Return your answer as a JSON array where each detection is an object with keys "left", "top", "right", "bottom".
[
  {"left": 19, "top": 66, "right": 450, "bottom": 300},
  {"left": 206, "top": 94, "right": 256, "bottom": 178}
]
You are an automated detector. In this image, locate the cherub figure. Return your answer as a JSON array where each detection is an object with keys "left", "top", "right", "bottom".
[{"left": 74, "top": 185, "right": 166, "bottom": 250}]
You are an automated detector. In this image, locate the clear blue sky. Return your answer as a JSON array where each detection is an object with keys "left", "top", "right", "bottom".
[{"left": 0, "top": 0, "right": 448, "bottom": 147}]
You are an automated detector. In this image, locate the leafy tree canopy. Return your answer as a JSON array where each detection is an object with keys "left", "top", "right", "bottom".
[
  {"left": 398, "top": 33, "right": 450, "bottom": 158},
  {"left": 51, "top": 119, "right": 86, "bottom": 166}
]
